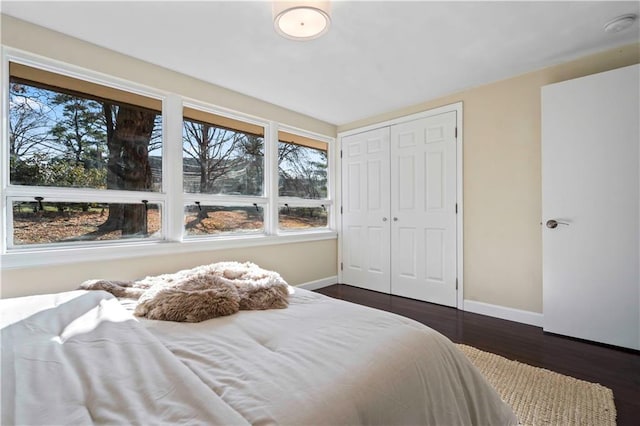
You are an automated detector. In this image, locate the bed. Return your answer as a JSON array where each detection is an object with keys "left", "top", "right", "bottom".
[{"left": 1, "top": 287, "right": 517, "bottom": 425}]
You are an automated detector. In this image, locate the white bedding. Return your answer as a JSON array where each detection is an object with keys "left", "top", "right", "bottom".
[
  {"left": 135, "top": 288, "right": 517, "bottom": 425},
  {"left": 2, "top": 288, "right": 517, "bottom": 425},
  {"left": 0, "top": 291, "right": 248, "bottom": 425}
]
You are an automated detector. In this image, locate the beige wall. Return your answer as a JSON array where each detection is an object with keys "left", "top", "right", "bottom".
[
  {"left": 1, "top": 240, "right": 338, "bottom": 299},
  {"left": 2, "top": 15, "right": 638, "bottom": 312},
  {"left": 339, "top": 43, "right": 640, "bottom": 313},
  {"left": 0, "top": 15, "right": 338, "bottom": 298}
]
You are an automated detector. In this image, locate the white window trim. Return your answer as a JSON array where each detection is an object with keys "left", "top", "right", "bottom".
[
  {"left": 8, "top": 204, "right": 165, "bottom": 251},
  {"left": 181, "top": 100, "right": 272, "bottom": 238},
  {"left": 0, "top": 47, "right": 337, "bottom": 269},
  {"left": 267, "top": 122, "right": 280, "bottom": 235},
  {"left": 276, "top": 124, "right": 335, "bottom": 232},
  {"left": 2, "top": 47, "right": 170, "bottom": 251},
  {"left": 278, "top": 197, "right": 331, "bottom": 206},
  {"left": 0, "top": 231, "right": 337, "bottom": 269},
  {"left": 277, "top": 200, "right": 332, "bottom": 234},
  {"left": 7, "top": 195, "right": 165, "bottom": 248},
  {"left": 183, "top": 200, "right": 268, "bottom": 239},
  {"left": 164, "top": 94, "right": 185, "bottom": 242},
  {"left": 183, "top": 195, "right": 269, "bottom": 205}
]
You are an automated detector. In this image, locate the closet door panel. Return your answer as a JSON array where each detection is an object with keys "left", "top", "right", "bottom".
[
  {"left": 397, "top": 155, "right": 417, "bottom": 210},
  {"left": 391, "top": 112, "right": 457, "bottom": 307},
  {"left": 341, "top": 128, "right": 391, "bottom": 293},
  {"left": 425, "top": 227, "right": 445, "bottom": 282},
  {"left": 345, "top": 225, "right": 363, "bottom": 270},
  {"left": 397, "top": 226, "right": 418, "bottom": 279}
]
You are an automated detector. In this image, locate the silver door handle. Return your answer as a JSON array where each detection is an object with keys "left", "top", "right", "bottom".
[
  {"left": 382, "top": 217, "right": 388, "bottom": 222},
  {"left": 546, "top": 219, "right": 569, "bottom": 229}
]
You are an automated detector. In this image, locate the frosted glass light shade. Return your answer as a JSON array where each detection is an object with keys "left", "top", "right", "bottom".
[
  {"left": 603, "top": 14, "right": 637, "bottom": 33},
  {"left": 273, "top": 1, "right": 331, "bottom": 40}
]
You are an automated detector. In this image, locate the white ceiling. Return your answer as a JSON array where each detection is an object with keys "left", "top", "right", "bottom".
[{"left": 2, "top": 1, "right": 639, "bottom": 126}]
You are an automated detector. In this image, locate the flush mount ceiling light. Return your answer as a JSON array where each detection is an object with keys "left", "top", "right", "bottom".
[
  {"left": 603, "top": 14, "right": 637, "bottom": 33},
  {"left": 273, "top": 1, "right": 331, "bottom": 40}
]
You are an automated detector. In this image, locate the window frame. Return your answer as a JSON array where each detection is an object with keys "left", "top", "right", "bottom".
[
  {"left": 7, "top": 195, "right": 165, "bottom": 250},
  {"left": 2, "top": 50, "right": 170, "bottom": 254},
  {"left": 181, "top": 100, "right": 271, "bottom": 239},
  {"left": 275, "top": 125, "right": 334, "bottom": 234},
  {"left": 0, "top": 48, "right": 337, "bottom": 269},
  {"left": 183, "top": 200, "right": 268, "bottom": 239}
]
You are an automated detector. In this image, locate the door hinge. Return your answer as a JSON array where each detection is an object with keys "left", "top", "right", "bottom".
[
  {"left": 455, "top": 127, "right": 458, "bottom": 139},
  {"left": 455, "top": 278, "right": 458, "bottom": 290},
  {"left": 455, "top": 203, "right": 458, "bottom": 214},
  {"left": 340, "top": 150, "right": 343, "bottom": 158},
  {"left": 340, "top": 206, "right": 343, "bottom": 214},
  {"left": 340, "top": 262, "right": 343, "bottom": 271}
]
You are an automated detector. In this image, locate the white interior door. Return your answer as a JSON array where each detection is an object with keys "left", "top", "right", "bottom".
[
  {"left": 390, "top": 112, "right": 457, "bottom": 307},
  {"left": 542, "top": 64, "right": 639, "bottom": 350},
  {"left": 341, "top": 127, "right": 391, "bottom": 293}
]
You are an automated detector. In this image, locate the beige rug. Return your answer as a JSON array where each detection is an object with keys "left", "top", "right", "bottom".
[{"left": 457, "top": 344, "right": 616, "bottom": 426}]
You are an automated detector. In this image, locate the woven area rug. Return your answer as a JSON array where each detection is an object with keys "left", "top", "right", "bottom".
[{"left": 456, "top": 344, "right": 616, "bottom": 426}]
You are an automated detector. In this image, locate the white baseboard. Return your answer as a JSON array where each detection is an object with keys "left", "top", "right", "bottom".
[
  {"left": 463, "top": 300, "right": 543, "bottom": 327},
  {"left": 297, "top": 276, "right": 337, "bottom": 291}
]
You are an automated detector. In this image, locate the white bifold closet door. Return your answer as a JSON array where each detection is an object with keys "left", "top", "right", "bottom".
[
  {"left": 390, "top": 112, "right": 457, "bottom": 306},
  {"left": 342, "top": 112, "right": 457, "bottom": 307},
  {"left": 342, "top": 127, "right": 392, "bottom": 294}
]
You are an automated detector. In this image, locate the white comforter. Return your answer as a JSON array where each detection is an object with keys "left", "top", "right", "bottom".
[
  {"left": 0, "top": 291, "right": 248, "bottom": 425},
  {"left": 2, "top": 288, "right": 517, "bottom": 425},
  {"left": 136, "top": 288, "right": 517, "bottom": 425}
]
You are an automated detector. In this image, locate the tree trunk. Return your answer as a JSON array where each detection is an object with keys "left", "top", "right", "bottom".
[
  {"left": 102, "top": 103, "right": 123, "bottom": 230},
  {"left": 200, "top": 161, "right": 208, "bottom": 193},
  {"left": 102, "top": 104, "right": 156, "bottom": 235},
  {"left": 199, "top": 124, "right": 210, "bottom": 193}
]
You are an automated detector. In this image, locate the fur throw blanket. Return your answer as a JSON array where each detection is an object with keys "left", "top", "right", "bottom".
[{"left": 79, "top": 262, "right": 290, "bottom": 323}]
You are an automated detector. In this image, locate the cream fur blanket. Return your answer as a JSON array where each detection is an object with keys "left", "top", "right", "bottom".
[{"left": 79, "top": 262, "right": 290, "bottom": 322}]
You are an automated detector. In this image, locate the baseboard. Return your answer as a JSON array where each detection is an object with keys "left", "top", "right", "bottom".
[
  {"left": 297, "top": 276, "right": 337, "bottom": 291},
  {"left": 463, "top": 300, "right": 543, "bottom": 327}
]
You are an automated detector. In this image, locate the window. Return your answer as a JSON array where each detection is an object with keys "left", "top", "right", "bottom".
[
  {"left": 6, "top": 61, "right": 164, "bottom": 248},
  {"left": 182, "top": 106, "right": 267, "bottom": 237},
  {"left": 1, "top": 53, "right": 335, "bottom": 265},
  {"left": 184, "top": 203, "right": 264, "bottom": 237},
  {"left": 278, "top": 130, "right": 330, "bottom": 231},
  {"left": 10, "top": 199, "right": 161, "bottom": 247},
  {"left": 279, "top": 205, "right": 328, "bottom": 230}
]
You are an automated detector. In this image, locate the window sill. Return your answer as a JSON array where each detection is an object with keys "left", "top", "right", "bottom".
[{"left": 0, "top": 231, "right": 337, "bottom": 270}]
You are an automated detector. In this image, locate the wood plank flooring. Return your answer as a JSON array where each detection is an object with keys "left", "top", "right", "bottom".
[{"left": 315, "top": 284, "right": 640, "bottom": 426}]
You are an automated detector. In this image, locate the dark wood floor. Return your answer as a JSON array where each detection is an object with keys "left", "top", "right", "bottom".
[{"left": 316, "top": 284, "right": 640, "bottom": 426}]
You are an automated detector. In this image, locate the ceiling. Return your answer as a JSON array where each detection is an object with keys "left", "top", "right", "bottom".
[{"left": 2, "top": 1, "right": 639, "bottom": 126}]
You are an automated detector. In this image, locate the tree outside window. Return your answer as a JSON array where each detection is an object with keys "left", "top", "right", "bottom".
[{"left": 8, "top": 64, "right": 163, "bottom": 245}]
